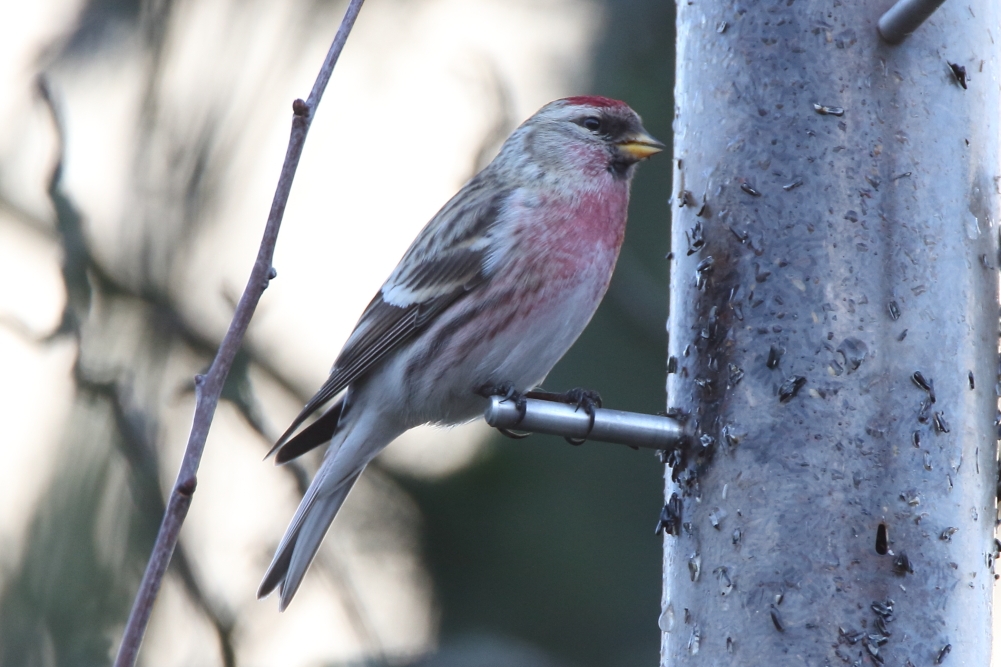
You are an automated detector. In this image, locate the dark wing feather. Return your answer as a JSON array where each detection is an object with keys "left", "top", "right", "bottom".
[
  {"left": 269, "top": 181, "right": 511, "bottom": 457},
  {"left": 272, "top": 399, "right": 344, "bottom": 463}
]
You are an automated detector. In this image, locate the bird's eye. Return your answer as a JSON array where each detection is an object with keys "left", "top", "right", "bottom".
[{"left": 581, "top": 116, "right": 601, "bottom": 132}]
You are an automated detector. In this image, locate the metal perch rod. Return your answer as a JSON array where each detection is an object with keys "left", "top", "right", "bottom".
[
  {"left": 484, "top": 396, "right": 688, "bottom": 450},
  {"left": 877, "top": 0, "right": 947, "bottom": 44}
]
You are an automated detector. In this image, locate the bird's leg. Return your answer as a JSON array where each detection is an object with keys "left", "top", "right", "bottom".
[
  {"left": 524, "top": 387, "right": 602, "bottom": 445},
  {"left": 476, "top": 381, "right": 530, "bottom": 439}
]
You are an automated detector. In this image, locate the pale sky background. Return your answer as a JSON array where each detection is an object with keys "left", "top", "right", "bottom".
[{"left": 0, "top": 0, "right": 604, "bottom": 664}]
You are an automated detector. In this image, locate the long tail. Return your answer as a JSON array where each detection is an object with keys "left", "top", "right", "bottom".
[
  {"left": 258, "top": 402, "right": 402, "bottom": 610},
  {"left": 258, "top": 467, "right": 362, "bottom": 609}
]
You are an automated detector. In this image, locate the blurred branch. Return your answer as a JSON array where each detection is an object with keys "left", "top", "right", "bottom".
[
  {"left": 0, "top": 194, "right": 56, "bottom": 238},
  {"left": 317, "top": 545, "right": 388, "bottom": 662},
  {"left": 467, "top": 58, "right": 515, "bottom": 177},
  {"left": 37, "top": 78, "right": 93, "bottom": 340},
  {"left": 81, "top": 371, "right": 239, "bottom": 667},
  {"left": 113, "top": 1, "right": 367, "bottom": 664},
  {"left": 32, "top": 73, "right": 240, "bottom": 666}
]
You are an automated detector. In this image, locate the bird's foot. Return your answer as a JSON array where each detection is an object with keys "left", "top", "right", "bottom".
[
  {"left": 524, "top": 387, "right": 602, "bottom": 445},
  {"left": 477, "top": 381, "right": 530, "bottom": 439}
]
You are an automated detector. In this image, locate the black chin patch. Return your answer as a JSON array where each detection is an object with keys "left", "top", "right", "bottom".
[{"left": 607, "top": 155, "right": 634, "bottom": 179}]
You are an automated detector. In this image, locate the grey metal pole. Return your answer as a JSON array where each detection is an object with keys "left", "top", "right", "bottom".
[{"left": 664, "top": 1, "right": 999, "bottom": 665}]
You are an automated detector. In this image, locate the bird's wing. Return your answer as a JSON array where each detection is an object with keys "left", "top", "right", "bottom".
[{"left": 270, "top": 178, "right": 510, "bottom": 454}]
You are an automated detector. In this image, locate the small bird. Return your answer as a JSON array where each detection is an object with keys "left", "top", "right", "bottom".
[{"left": 259, "top": 96, "right": 663, "bottom": 609}]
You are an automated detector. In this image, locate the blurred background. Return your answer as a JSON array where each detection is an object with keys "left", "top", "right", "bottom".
[{"left": 0, "top": 0, "right": 675, "bottom": 665}]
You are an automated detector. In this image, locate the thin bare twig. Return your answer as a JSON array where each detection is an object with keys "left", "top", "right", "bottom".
[{"left": 113, "top": 1, "right": 367, "bottom": 664}]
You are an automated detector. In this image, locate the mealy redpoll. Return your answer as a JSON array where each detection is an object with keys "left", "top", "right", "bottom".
[{"left": 259, "top": 96, "right": 663, "bottom": 609}]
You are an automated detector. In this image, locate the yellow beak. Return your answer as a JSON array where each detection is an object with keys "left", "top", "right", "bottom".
[{"left": 617, "top": 131, "right": 665, "bottom": 160}]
